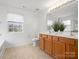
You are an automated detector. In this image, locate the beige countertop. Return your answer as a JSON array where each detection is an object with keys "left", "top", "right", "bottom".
[{"left": 40, "top": 32, "right": 78, "bottom": 39}]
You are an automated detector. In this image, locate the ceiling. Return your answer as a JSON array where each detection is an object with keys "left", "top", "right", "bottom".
[
  {"left": 0, "top": 0, "right": 74, "bottom": 12},
  {"left": 0, "top": 0, "right": 55, "bottom": 10}
]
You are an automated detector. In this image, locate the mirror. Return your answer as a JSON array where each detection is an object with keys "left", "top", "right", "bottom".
[{"left": 47, "top": 0, "right": 78, "bottom": 33}]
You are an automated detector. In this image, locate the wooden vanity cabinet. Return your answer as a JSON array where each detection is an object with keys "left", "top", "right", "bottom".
[{"left": 39, "top": 34, "right": 78, "bottom": 59}]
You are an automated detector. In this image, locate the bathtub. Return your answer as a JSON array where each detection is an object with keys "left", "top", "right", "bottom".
[{"left": 0, "top": 39, "right": 6, "bottom": 59}]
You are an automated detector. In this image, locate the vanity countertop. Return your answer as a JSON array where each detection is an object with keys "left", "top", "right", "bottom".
[{"left": 40, "top": 32, "right": 78, "bottom": 39}]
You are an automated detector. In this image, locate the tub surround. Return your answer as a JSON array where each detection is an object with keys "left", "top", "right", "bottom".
[
  {"left": 0, "top": 39, "right": 5, "bottom": 47},
  {"left": 0, "top": 39, "right": 6, "bottom": 59}
]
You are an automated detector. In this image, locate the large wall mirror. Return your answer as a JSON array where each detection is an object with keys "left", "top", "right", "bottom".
[{"left": 47, "top": 0, "right": 78, "bottom": 33}]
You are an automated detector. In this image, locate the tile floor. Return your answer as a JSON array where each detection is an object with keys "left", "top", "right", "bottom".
[{"left": 3, "top": 44, "right": 53, "bottom": 59}]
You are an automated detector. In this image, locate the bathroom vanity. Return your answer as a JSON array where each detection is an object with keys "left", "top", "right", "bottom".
[
  {"left": 39, "top": 33, "right": 78, "bottom": 59},
  {"left": 39, "top": 1, "right": 78, "bottom": 59}
]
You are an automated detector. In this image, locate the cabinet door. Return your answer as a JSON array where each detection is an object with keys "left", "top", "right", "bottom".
[
  {"left": 39, "top": 36, "right": 45, "bottom": 50},
  {"left": 44, "top": 36, "right": 52, "bottom": 55},
  {"left": 65, "top": 39, "right": 78, "bottom": 59},
  {"left": 52, "top": 36, "right": 59, "bottom": 56},
  {"left": 69, "top": 46, "right": 77, "bottom": 59},
  {"left": 67, "top": 45, "right": 78, "bottom": 59},
  {"left": 54, "top": 41, "right": 66, "bottom": 59}
]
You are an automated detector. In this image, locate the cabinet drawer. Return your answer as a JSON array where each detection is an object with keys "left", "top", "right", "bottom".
[
  {"left": 68, "top": 39, "right": 75, "bottom": 45},
  {"left": 42, "top": 34, "right": 47, "bottom": 38},
  {"left": 48, "top": 35, "right": 53, "bottom": 40},
  {"left": 59, "top": 37, "right": 76, "bottom": 45},
  {"left": 39, "top": 34, "right": 43, "bottom": 37},
  {"left": 59, "top": 37, "right": 67, "bottom": 43},
  {"left": 53, "top": 36, "right": 59, "bottom": 41},
  {"left": 39, "top": 34, "right": 47, "bottom": 37}
]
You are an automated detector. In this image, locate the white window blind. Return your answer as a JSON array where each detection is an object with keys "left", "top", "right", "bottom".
[
  {"left": 62, "top": 20, "right": 71, "bottom": 31},
  {"left": 7, "top": 13, "right": 24, "bottom": 32}
]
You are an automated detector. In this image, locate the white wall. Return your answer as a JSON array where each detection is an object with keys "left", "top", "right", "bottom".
[
  {"left": 35, "top": 9, "right": 48, "bottom": 33},
  {"left": 0, "top": 5, "right": 39, "bottom": 48}
]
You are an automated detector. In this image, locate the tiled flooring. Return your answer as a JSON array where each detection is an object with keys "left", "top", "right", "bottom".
[{"left": 3, "top": 44, "right": 53, "bottom": 59}]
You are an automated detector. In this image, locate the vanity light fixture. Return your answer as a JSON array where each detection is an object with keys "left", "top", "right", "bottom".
[{"left": 48, "top": 0, "right": 75, "bottom": 13}]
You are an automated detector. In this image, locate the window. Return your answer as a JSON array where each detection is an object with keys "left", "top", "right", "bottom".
[
  {"left": 47, "top": 20, "right": 54, "bottom": 32},
  {"left": 47, "top": 20, "right": 53, "bottom": 26},
  {"left": 7, "top": 13, "right": 24, "bottom": 32},
  {"left": 62, "top": 20, "right": 71, "bottom": 32}
]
